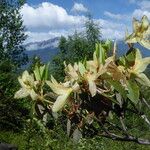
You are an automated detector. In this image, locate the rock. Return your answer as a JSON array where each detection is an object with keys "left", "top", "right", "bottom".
[{"left": 0, "top": 142, "right": 18, "bottom": 150}]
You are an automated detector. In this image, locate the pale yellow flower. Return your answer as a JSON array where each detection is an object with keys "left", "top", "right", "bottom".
[
  {"left": 125, "top": 15, "right": 150, "bottom": 49},
  {"left": 82, "top": 52, "right": 106, "bottom": 97},
  {"left": 129, "top": 49, "right": 150, "bottom": 87},
  {"left": 14, "top": 71, "right": 38, "bottom": 100},
  {"left": 65, "top": 63, "right": 79, "bottom": 82},
  {"left": 46, "top": 76, "right": 79, "bottom": 112}
]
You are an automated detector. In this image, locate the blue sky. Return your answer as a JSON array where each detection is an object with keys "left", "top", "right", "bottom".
[{"left": 20, "top": 0, "right": 150, "bottom": 43}]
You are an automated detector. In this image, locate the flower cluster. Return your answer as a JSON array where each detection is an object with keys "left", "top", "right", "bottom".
[{"left": 14, "top": 15, "right": 150, "bottom": 119}]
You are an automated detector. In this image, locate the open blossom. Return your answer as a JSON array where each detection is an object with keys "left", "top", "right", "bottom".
[
  {"left": 128, "top": 49, "right": 150, "bottom": 87},
  {"left": 125, "top": 15, "right": 150, "bottom": 50},
  {"left": 65, "top": 63, "right": 79, "bottom": 82},
  {"left": 46, "top": 76, "right": 79, "bottom": 112},
  {"left": 14, "top": 70, "right": 38, "bottom": 100},
  {"left": 80, "top": 51, "right": 106, "bottom": 97}
]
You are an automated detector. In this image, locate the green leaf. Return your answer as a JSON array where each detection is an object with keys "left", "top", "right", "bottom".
[
  {"left": 78, "top": 62, "right": 86, "bottom": 76},
  {"left": 73, "top": 128, "right": 82, "bottom": 143},
  {"left": 95, "top": 43, "right": 99, "bottom": 56},
  {"left": 40, "top": 65, "right": 45, "bottom": 80},
  {"left": 99, "top": 44, "right": 105, "bottom": 64},
  {"left": 34, "top": 65, "right": 41, "bottom": 80},
  {"left": 116, "top": 93, "right": 123, "bottom": 107},
  {"left": 109, "top": 80, "right": 127, "bottom": 99},
  {"left": 44, "top": 62, "right": 50, "bottom": 80},
  {"left": 108, "top": 111, "right": 113, "bottom": 120},
  {"left": 83, "top": 57, "right": 87, "bottom": 66},
  {"left": 125, "top": 49, "right": 136, "bottom": 66},
  {"left": 118, "top": 56, "right": 126, "bottom": 66},
  {"left": 41, "top": 62, "right": 50, "bottom": 81},
  {"left": 96, "top": 43, "right": 105, "bottom": 64},
  {"left": 103, "top": 39, "right": 112, "bottom": 51},
  {"left": 34, "top": 63, "right": 50, "bottom": 81},
  {"left": 127, "top": 80, "right": 139, "bottom": 105}
]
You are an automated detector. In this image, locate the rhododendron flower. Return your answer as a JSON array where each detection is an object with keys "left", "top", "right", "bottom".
[
  {"left": 129, "top": 49, "right": 150, "bottom": 87},
  {"left": 46, "top": 76, "right": 79, "bottom": 112},
  {"left": 14, "top": 71, "right": 38, "bottom": 100},
  {"left": 125, "top": 15, "right": 150, "bottom": 50}
]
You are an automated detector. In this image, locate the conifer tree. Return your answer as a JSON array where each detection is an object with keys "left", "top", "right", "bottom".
[{"left": 0, "top": 0, "right": 28, "bottom": 68}]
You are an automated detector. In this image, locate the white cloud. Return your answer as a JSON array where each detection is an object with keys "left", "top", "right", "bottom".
[
  {"left": 21, "top": 2, "right": 130, "bottom": 43},
  {"left": 101, "top": 29, "right": 124, "bottom": 40},
  {"left": 104, "top": 11, "right": 130, "bottom": 20},
  {"left": 96, "top": 19, "right": 125, "bottom": 29},
  {"left": 25, "top": 30, "right": 70, "bottom": 43},
  {"left": 95, "top": 19, "right": 126, "bottom": 39},
  {"left": 138, "top": 0, "right": 150, "bottom": 10},
  {"left": 20, "top": 2, "right": 86, "bottom": 30},
  {"left": 132, "top": 9, "right": 150, "bottom": 19},
  {"left": 129, "top": 0, "right": 150, "bottom": 20},
  {"left": 25, "top": 18, "right": 126, "bottom": 43},
  {"left": 71, "top": 2, "right": 88, "bottom": 13},
  {"left": 25, "top": 31, "right": 57, "bottom": 43}
]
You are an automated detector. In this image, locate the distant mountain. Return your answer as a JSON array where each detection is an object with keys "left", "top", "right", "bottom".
[
  {"left": 24, "top": 38, "right": 150, "bottom": 64},
  {"left": 25, "top": 37, "right": 60, "bottom": 63},
  {"left": 25, "top": 37, "right": 60, "bottom": 51}
]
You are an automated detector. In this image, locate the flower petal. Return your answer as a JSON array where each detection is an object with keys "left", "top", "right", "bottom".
[
  {"left": 30, "top": 89, "right": 38, "bottom": 100},
  {"left": 52, "top": 89, "right": 72, "bottom": 112},
  {"left": 14, "top": 88, "right": 29, "bottom": 99},
  {"left": 141, "top": 15, "right": 149, "bottom": 30},
  {"left": 136, "top": 73, "right": 150, "bottom": 87},
  {"left": 18, "top": 77, "right": 26, "bottom": 88},
  {"left": 22, "top": 71, "right": 34, "bottom": 84},
  {"left": 88, "top": 80, "right": 97, "bottom": 97},
  {"left": 51, "top": 75, "right": 59, "bottom": 85},
  {"left": 135, "top": 49, "right": 142, "bottom": 62},
  {"left": 46, "top": 80, "right": 67, "bottom": 95},
  {"left": 67, "top": 64, "right": 79, "bottom": 80},
  {"left": 134, "top": 57, "right": 150, "bottom": 73},
  {"left": 125, "top": 33, "right": 137, "bottom": 43},
  {"left": 72, "top": 82, "right": 80, "bottom": 91},
  {"left": 133, "top": 18, "right": 141, "bottom": 33},
  {"left": 139, "top": 39, "right": 150, "bottom": 50}
]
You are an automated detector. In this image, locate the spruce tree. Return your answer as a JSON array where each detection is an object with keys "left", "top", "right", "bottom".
[
  {"left": 0, "top": 0, "right": 29, "bottom": 130},
  {"left": 85, "top": 14, "right": 101, "bottom": 57},
  {"left": 0, "top": 0, "right": 28, "bottom": 68},
  {"left": 51, "top": 16, "right": 101, "bottom": 80}
]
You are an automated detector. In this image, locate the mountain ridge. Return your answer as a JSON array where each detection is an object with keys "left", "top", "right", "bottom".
[
  {"left": 25, "top": 37, "right": 60, "bottom": 51},
  {"left": 25, "top": 38, "right": 150, "bottom": 63}
]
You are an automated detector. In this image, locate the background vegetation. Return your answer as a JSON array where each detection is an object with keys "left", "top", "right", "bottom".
[{"left": 0, "top": 0, "right": 149, "bottom": 150}]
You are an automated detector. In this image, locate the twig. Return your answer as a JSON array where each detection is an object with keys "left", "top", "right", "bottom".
[
  {"left": 96, "top": 117, "right": 150, "bottom": 145},
  {"left": 119, "top": 117, "right": 128, "bottom": 134},
  {"left": 141, "top": 115, "right": 150, "bottom": 126},
  {"left": 142, "top": 98, "right": 150, "bottom": 110},
  {"left": 98, "top": 132, "right": 150, "bottom": 145},
  {"left": 105, "top": 121, "right": 122, "bottom": 131}
]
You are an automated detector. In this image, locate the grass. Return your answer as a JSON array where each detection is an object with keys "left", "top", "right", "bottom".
[{"left": 0, "top": 128, "right": 150, "bottom": 150}]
